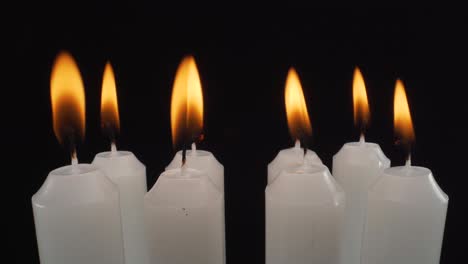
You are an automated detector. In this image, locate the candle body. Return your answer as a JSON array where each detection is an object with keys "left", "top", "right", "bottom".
[
  {"left": 267, "top": 146, "right": 322, "bottom": 184},
  {"left": 32, "top": 164, "right": 124, "bottom": 264},
  {"left": 265, "top": 164, "right": 345, "bottom": 264},
  {"left": 332, "top": 142, "right": 390, "bottom": 264},
  {"left": 361, "top": 166, "right": 448, "bottom": 264},
  {"left": 93, "top": 151, "right": 149, "bottom": 264},
  {"left": 166, "top": 149, "right": 226, "bottom": 263},
  {"left": 145, "top": 168, "right": 224, "bottom": 264}
]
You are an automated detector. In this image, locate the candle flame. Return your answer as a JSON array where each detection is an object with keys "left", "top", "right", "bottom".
[
  {"left": 394, "top": 79, "right": 415, "bottom": 145},
  {"left": 353, "top": 67, "right": 370, "bottom": 131},
  {"left": 101, "top": 62, "right": 120, "bottom": 140},
  {"left": 285, "top": 68, "right": 312, "bottom": 141},
  {"left": 50, "top": 51, "right": 85, "bottom": 148},
  {"left": 170, "top": 55, "right": 204, "bottom": 148}
]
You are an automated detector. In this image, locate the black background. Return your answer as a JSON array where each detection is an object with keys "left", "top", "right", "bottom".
[{"left": 6, "top": 5, "right": 467, "bottom": 264}]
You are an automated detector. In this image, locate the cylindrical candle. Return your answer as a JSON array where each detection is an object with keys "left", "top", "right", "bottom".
[
  {"left": 361, "top": 165, "right": 448, "bottom": 264},
  {"left": 265, "top": 163, "right": 345, "bottom": 264},
  {"left": 333, "top": 139, "right": 390, "bottom": 264},
  {"left": 32, "top": 164, "right": 124, "bottom": 264},
  {"left": 144, "top": 167, "right": 224, "bottom": 264},
  {"left": 268, "top": 141, "right": 322, "bottom": 184},
  {"left": 93, "top": 149, "right": 149, "bottom": 264}
]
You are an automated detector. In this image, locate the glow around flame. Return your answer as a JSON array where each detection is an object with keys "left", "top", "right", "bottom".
[
  {"left": 170, "top": 55, "right": 204, "bottom": 147},
  {"left": 50, "top": 51, "right": 85, "bottom": 146},
  {"left": 285, "top": 68, "right": 312, "bottom": 141},
  {"left": 101, "top": 62, "right": 120, "bottom": 136},
  {"left": 353, "top": 67, "right": 370, "bottom": 130},
  {"left": 394, "top": 79, "right": 415, "bottom": 144}
]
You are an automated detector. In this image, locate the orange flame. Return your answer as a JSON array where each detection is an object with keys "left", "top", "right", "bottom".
[
  {"left": 285, "top": 68, "right": 312, "bottom": 141},
  {"left": 170, "top": 55, "right": 204, "bottom": 147},
  {"left": 353, "top": 67, "right": 370, "bottom": 130},
  {"left": 50, "top": 51, "right": 85, "bottom": 147},
  {"left": 394, "top": 79, "right": 415, "bottom": 144},
  {"left": 101, "top": 62, "right": 120, "bottom": 137}
]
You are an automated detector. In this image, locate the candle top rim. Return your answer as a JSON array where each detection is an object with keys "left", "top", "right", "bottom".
[
  {"left": 280, "top": 147, "right": 319, "bottom": 157},
  {"left": 95, "top": 150, "right": 132, "bottom": 158},
  {"left": 344, "top": 141, "right": 380, "bottom": 148},
  {"left": 384, "top": 165, "right": 431, "bottom": 178},
  {"left": 283, "top": 163, "right": 327, "bottom": 175},
  {"left": 162, "top": 167, "right": 205, "bottom": 179},
  {"left": 335, "top": 141, "right": 390, "bottom": 167},
  {"left": 50, "top": 163, "right": 98, "bottom": 177},
  {"left": 176, "top": 149, "right": 212, "bottom": 157}
]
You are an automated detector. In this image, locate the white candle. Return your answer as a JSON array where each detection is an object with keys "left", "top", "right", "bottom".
[
  {"left": 361, "top": 164, "right": 448, "bottom": 264},
  {"left": 33, "top": 163, "right": 124, "bottom": 264},
  {"left": 33, "top": 51, "right": 124, "bottom": 264},
  {"left": 93, "top": 147, "right": 149, "bottom": 264},
  {"left": 268, "top": 139, "right": 322, "bottom": 184},
  {"left": 144, "top": 55, "right": 225, "bottom": 263},
  {"left": 266, "top": 163, "right": 345, "bottom": 264},
  {"left": 361, "top": 79, "right": 448, "bottom": 264},
  {"left": 333, "top": 137, "right": 389, "bottom": 264},
  {"left": 266, "top": 67, "right": 345, "bottom": 264},
  {"left": 333, "top": 67, "right": 391, "bottom": 264},
  {"left": 144, "top": 167, "right": 224, "bottom": 264},
  {"left": 92, "top": 61, "right": 150, "bottom": 264},
  {"left": 166, "top": 144, "right": 226, "bottom": 264}
]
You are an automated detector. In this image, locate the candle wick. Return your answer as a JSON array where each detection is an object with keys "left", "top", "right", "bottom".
[
  {"left": 359, "top": 133, "right": 365, "bottom": 144},
  {"left": 111, "top": 141, "right": 117, "bottom": 153},
  {"left": 405, "top": 153, "right": 411, "bottom": 167},
  {"left": 294, "top": 139, "right": 301, "bottom": 151},
  {"left": 191, "top": 142, "right": 197, "bottom": 156},
  {"left": 71, "top": 149, "right": 79, "bottom": 173},
  {"left": 299, "top": 138, "right": 308, "bottom": 160},
  {"left": 294, "top": 139, "right": 300, "bottom": 150},
  {"left": 182, "top": 146, "right": 187, "bottom": 167},
  {"left": 71, "top": 150, "right": 78, "bottom": 165}
]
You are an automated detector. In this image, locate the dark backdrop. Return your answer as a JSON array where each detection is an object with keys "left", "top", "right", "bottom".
[{"left": 6, "top": 6, "right": 467, "bottom": 264}]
